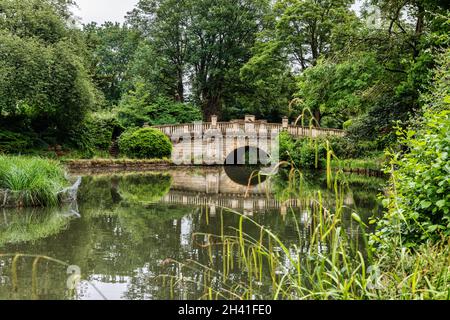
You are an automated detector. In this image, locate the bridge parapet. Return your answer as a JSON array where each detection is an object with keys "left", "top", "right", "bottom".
[{"left": 151, "top": 116, "right": 345, "bottom": 138}]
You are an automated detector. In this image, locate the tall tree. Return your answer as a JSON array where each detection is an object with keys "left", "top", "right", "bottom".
[
  {"left": 84, "top": 22, "right": 142, "bottom": 106},
  {"left": 0, "top": 0, "right": 99, "bottom": 144},
  {"left": 274, "top": 0, "right": 357, "bottom": 70},
  {"left": 126, "top": 0, "right": 189, "bottom": 102},
  {"left": 186, "top": 0, "right": 268, "bottom": 120}
]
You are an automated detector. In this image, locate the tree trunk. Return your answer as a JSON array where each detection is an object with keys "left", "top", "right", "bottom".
[
  {"left": 314, "top": 109, "right": 321, "bottom": 126},
  {"left": 176, "top": 67, "right": 184, "bottom": 102},
  {"left": 414, "top": 3, "right": 425, "bottom": 59},
  {"left": 202, "top": 94, "right": 221, "bottom": 122}
]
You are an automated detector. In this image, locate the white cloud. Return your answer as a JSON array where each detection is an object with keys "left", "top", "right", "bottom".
[{"left": 72, "top": 0, "right": 139, "bottom": 25}]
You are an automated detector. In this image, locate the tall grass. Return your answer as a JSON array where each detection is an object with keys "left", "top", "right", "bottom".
[
  {"left": 0, "top": 155, "right": 68, "bottom": 207},
  {"left": 158, "top": 147, "right": 449, "bottom": 300}
]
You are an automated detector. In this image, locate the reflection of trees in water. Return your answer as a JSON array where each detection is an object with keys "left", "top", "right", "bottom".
[
  {"left": 0, "top": 171, "right": 386, "bottom": 300},
  {"left": 272, "top": 170, "right": 385, "bottom": 221}
]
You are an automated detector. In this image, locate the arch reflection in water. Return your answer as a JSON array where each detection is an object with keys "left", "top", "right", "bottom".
[{"left": 0, "top": 168, "right": 385, "bottom": 300}]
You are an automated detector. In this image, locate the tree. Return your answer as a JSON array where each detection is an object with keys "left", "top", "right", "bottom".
[
  {"left": 126, "top": 0, "right": 269, "bottom": 120},
  {"left": 84, "top": 22, "right": 142, "bottom": 106},
  {"left": 126, "top": 0, "right": 189, "bottom": 102},
  {"left": 274, "top": 0, "right": 357, "bottom": 69},
  {"left": 0, "top": 0, "right": 99, "bottom": 145},
  {"left": 185, "top": 0, "right": 269, "bottom": 120},
  {"left": 237, "top": 40, "right": 296, "bottom": 122},
  {"left": 296, "top": 52, "right": 385, "bottom": 128}
]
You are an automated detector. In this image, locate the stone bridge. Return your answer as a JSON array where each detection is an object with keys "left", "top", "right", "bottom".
[{"left": 152, "top": 115, "right": 345, "bottom": 166}]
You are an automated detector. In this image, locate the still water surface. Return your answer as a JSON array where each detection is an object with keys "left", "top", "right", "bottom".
[{"left": 0, "top": 167, "right": 385, "bottom": 300}]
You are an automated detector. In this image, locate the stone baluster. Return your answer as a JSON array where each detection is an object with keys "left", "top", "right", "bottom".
[{"left": 282, "top": 117, "right": 289, "bottom": 130}]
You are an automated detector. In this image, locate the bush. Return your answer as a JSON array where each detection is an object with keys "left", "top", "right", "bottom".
[
  {"left": 326, "top": 136, "right": 358, "bottom": 159},
  {"left": 88, "top": 112, "right": 124, "bottom": 149},
  {"left": 376, "top": 111, "right": 450, "bottom": 246},
  {"left": 279, "top": 132, "right": 326, "bottom": 169},
  {"left": 118, "top": 89, "right": 203, "bottom": 128},
  {"left": 0, "top": 130, "right": 35, "bottom": 153},
  {"left": 64, "top": 112, "right": 124, "bottom": 158},
  {"left": 118, "top": 127, "right": 172, "bottom": 159}
]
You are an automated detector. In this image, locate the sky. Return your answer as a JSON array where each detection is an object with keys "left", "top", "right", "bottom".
[
  {"left": 73, "top": 0, "right": 363, "bottom": 25},
  {"left": 73, "top": 0, "right": 139, "bottom": 25}
]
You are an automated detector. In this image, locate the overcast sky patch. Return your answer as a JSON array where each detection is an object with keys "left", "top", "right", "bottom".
[
  {"left": 73, "top": 0, "right": 362, "bottom": 26},
  {"left": 73, "top": 0, "right": 138, "bottom": 25}
]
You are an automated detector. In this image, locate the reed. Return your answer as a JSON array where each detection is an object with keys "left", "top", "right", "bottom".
[{"left": 157, "top": 142, "right": 449, "bottom": 300}]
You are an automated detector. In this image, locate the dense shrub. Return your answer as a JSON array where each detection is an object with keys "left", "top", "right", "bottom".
[
  {"left": 65, "top": 112, "right": 124, "bottom": 158},
  {"left": 88, "top": 112, "right": 124, "bottom": 149},
  {"left": 279, "top": 132, "right": 326, "bottom": 169},
  {"left": 376, "top": 111, "right": 450, "bottom": 246},
  {"left": 0, "top": 130, "right": 35, "bottom": 153},
  {"left": 326, "top": 135, "right": 378, "bottom": 159},
  {"left": 118, "top": 88, "right": 203, "bottom": 127},
  {"left": 118, "top": 127, "right": 172, "bottom": 159}
]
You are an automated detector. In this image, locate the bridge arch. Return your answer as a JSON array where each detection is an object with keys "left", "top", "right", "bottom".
[{"left": 224, "top": 145, "right": 270, "bottom": 166}]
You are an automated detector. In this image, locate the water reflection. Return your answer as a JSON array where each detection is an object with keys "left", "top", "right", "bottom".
[{"left": 0, "top": 167, "right": 385, "bottom": 300}]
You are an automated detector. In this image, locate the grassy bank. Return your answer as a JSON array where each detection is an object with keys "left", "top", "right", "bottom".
[{"left": 0, "top": 155, "right": 69, "bottom": 207}]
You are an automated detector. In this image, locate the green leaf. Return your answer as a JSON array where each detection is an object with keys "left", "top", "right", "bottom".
[
  {"left": 420, "top": 200, "right": 432, "bottom": 209},
  {"left": 436, "top": 200, "right": 446, "bottom": 208}
]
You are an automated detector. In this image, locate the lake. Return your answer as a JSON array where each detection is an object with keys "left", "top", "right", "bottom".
[{"left": 0, "top": 167, "right": 385, "bottom": 300}]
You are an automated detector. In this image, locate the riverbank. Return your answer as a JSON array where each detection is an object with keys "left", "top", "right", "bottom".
[
  {"left": 63, "top": 158, "right": 173, "bottom": 173},
  {"left": 330, "top": 156, "right": 385, "bottom": 177},
  {"left": 64, "top": 157, "right": 386, "bottom": 177}
]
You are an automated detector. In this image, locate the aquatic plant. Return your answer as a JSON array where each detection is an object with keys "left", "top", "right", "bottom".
[
  {"left": 155, "top": 142, "right": 449, "bottom": 300},
  {"left": 0, "top": 156, "right": 69, "bottom": 207}
]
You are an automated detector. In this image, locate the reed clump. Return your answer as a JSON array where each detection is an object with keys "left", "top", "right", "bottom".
[
  {"left": 159, "top": 146, "right": 449, "bottom": 300},
  {"left": 0, "top": 155, "right": 69, "bottom": 207}
]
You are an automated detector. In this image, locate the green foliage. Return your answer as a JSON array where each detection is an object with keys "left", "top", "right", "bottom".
[
  {"left": 236, "top": 40, "right": 296, "bottom": 122},
  {"left": 0, "top": 0, "right": 100, "bottom": 146},
  {"left": 118, "top": 127, "right": 172, "bottom": 159},
  {"left": 279, "top": 132, "right": 378, "bottom": 168},
  {"left": 274, "top": 0, "right": 357, "bottom": 68},
  {"left": 118, "top": 89, "right": 202, "bottom": 127},
  {"left": 377, "top": 111, "right": 450, "bottom": 246},
  {"left": 421, "top": 48, "right": 450, "bottom": 114},
  {"left": 278, "top": 132, "right": 326, "bottom": 169},
  {"left": 296, "top": 53, "right": 385, "bottom": 128},
  {"left": 88, "top": 112, "right": 124, "bottom": 149},
  {"left": 84, "top": 22, "right": 142, "bottom": 105},
  {"left": 128, "top": 0, "right": 269, "bottom": 119},
  {"left": 0, "top": 0, "right": 72, "bottom": 44},
  {"left": 63, "top": 111, "right": 124, "bottom": 157},
  {"left": 0, "top": 155, "right": 69, "bottom": 207},
  {"left": 0, "top": 130, "right": 35, "bottom": 154},
  {"left": 374, "top": 48, "right": 450, "bottom": 246}
]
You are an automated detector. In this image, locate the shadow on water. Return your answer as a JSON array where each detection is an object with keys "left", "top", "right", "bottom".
[{"left": 0, "top": 167, "right": 386, "bottom": 300}]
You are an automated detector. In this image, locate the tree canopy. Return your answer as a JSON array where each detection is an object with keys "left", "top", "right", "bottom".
[{"left": 0, "top": 0, "right": 449, "bottom": 154}]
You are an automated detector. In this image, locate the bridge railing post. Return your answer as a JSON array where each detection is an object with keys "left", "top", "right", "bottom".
[
  {"left": 211, "top": 115, "right": 218, "bottom": 129},
  {"left": 282, "top": 117, "right": 289, "bottom": 130}
]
